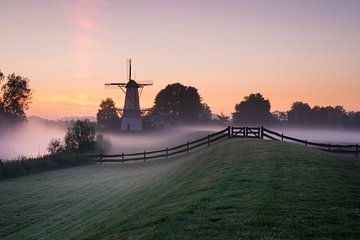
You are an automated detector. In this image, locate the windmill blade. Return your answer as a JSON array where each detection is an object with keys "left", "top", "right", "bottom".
[
  {"left": 105, "top": 82, "right": 127, "bottom": 87},
  {"left": 105, "top": 82, "right": 127, "bottom": 89},
  {"left": 104, "top": 84, "right": 119, "bottom": 89},
  {"left": 137, "top": 80, "right": 153, "bottom": 86}
]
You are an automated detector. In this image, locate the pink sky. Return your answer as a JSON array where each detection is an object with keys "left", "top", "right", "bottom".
[{"left": 1, "top": 0, "right": 359, "bottom": 119}]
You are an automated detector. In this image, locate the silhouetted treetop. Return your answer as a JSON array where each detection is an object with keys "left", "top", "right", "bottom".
[
  {"left": 287, "top": 102, "right": 312, "bottom": 124},
  {"left": 152, "top": 83, "right": 211, "bottom": 123},
  {"left": 0, "top": 72, "right": 33, "bottom": 122},
  {"left": 233, "top": 93, "right": 273, "bottom": 124},
  {"left": 288, "top": 102, "right": 350, "bottom": 127},
  {"left": 97, "top": 98, "right": 121, "bottom": 129},
  {"left": 64, "top": 120, "right": 96, "bottom": 153}
]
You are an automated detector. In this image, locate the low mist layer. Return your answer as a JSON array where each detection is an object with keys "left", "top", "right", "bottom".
[
  {"left": 104, "top": 125, "right": 223, "bottom": 154},
  {"left": 0, "top": 122, "right": 222, "bottom": 160},
  {"left": 1, "top": 121, "right": 360, "bottom": 160},
  {"left": 0, "top": 121, "right": 66, "bottom": 159},
  {"left": 272, "top": 127, "right": 360, "bottom": 144}
]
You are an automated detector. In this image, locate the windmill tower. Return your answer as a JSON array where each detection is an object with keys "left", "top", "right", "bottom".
[{"left": 105, "top": 59, "right": 152, "bottom": 131}]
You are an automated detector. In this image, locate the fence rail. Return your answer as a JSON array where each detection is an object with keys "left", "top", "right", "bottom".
[
  {"left": 261, "top": 127, "right": 359, "bottom": 156},
  {"left": 89, "top": 126, "right": 359, "bottom": 163},
  {"left": 90, "top": 127, "right": 231, "bottom": 163}
]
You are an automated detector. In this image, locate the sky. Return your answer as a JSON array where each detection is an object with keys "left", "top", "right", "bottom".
[{"left": 1, "top": 0, "right": 359, "bottom": 119}]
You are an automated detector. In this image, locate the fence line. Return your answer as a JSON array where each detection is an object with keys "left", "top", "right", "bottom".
[
  {"left": 90, "top": 127, "right": 231, "bottom": 163},
  {"left": 260, "top": 127, "right": 359, "bottom": 155},
  {"left": 89, "top": 126, "right": 359, "bottom": 163},
  {"left": 230, "top": 126, "right": 358, "bottom": 156}
]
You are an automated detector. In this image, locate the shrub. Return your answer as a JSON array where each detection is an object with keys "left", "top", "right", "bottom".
[
  {"left": 64, "top": 120, "right": 96, "bottom": 153},
  {"left": 47, "top": 138, "right": 65, "bottom": 154}
]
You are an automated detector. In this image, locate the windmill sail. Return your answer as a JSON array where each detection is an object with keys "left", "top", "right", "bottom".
[{"left": 104, "top": 59, "right": 152, "bottom": 131}]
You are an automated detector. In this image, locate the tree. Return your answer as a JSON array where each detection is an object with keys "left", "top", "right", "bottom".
[
  {"left": 47, "top": 138, "right": 65, "bottom": 155},
  {"left": 272, "top": 111, "right": 287, "bottom": 122},
  {"left": 349, "top": 111, "right": 360, "bottom": 128},
  {"left": 233, "top": 93, "right": 273, "bottom": 124},
  {"left": 214, "top": 112, "right": 230, "bottom": 125},
  {"left": 64, "top": 120, "right": 96, "bottom": 153},
  {"left": 199, "top": 103, "right": 212, "bottom": 122},
  {"left": 97, "top": 98, "right": 121, "bottom": 129},
  {"left": 287, "top": 102, "right": 312, "bottom": 125},
  {"left": 0, "top": 72, "right": 33, "bottom": 121},
  {"left": 0, "top": 70, "right": 4, "bottom": 120},
  {"left": 310, "top": 105, "right": 347, "bottom": 126},
  {"left": 152, "top": 83, "right": 211, "bottom": 123}
]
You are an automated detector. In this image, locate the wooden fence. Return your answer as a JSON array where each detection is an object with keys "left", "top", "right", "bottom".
[
  {"left": 89, "top": 126, "right": 359, "bottom": 163},
  {"left": 92, "top": 127, "right": 231, "bottom": 163},
  {"left": 260, "top": 127, "right": 359, "bottom": 156}
]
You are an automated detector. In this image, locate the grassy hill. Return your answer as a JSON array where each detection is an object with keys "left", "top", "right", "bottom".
[{"left": 0, "top": 139, "right": 359, "bottom": 239}]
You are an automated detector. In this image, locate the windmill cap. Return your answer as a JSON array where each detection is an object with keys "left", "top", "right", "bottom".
[{"left": 126, "top": 79, "right": 139, "bottom": 88}]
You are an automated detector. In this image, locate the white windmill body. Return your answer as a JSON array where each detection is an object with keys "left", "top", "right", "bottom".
[
  {"left": 121, "top": 79, "right": 142, "bottom": 131},
  {"left": 105, "top": 59, "right": 152, "bottom": 131}
]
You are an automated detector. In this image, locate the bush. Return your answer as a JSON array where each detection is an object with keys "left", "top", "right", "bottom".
[
  {"left": 64, "top": 120, "right": 96, "bottom": 153},
  {"left": 47, "top": 138, "right": 65, "bottom": 154},
  {"left": 47, "top": 120, "right": 110, "bottom": 155}
]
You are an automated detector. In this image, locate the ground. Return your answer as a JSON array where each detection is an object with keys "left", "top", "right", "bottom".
[{"left": 0, "top": 139, "right": 359, "bottom": 240}]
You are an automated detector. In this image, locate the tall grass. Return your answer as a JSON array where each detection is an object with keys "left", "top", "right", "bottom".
[{"left": 0, "top": 153, "right": 93, "bottom": 179}]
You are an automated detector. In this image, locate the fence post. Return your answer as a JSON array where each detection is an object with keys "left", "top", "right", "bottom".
[
  {"left": 166, "top": 148, "right": 168, "bottom": 158},
  {"left": 144, "top": 151, "right": 146, "bottom": 161},
  {"left": 356, "top": 144, "right": 358, "bottom": 157},
  {"left": 328, "top": 143, "right": 331, "bottom": 152},
  {"left": 187, "top": 142, "right": 189, "bottom": 153},
  {"left": 260, "top": 126, "right": 264, "bottom": 139},
  {"left": 305, "top": 140, "right": 308, "bottom": 147},
  {"left": 228, "top": 126, "right": 231, "bottom": 139},
  {"left": 207, "top": 134, "right": 210, "bottom": 146},
  {"left": 245, "top": 126, "right": 248, "bottom": 138},
  {"left": 99, "top": 153, "right": 103, "bottom": 164},
  {"left": 122, "top": 153, "right": 124, "bottom": 163},
  {"left": 281, "top": 133, "right": 284, "bottom": 141}
]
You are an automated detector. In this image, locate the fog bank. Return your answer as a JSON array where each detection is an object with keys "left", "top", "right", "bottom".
[
  {"left": 1, "top": 122, "right": 359, "bottom": 160},
  {"left": 271, "top": 127, "right": 360, "bottom": 144},
  {"left": 0, "top": 121, "right": 66, "bottom": 159}
]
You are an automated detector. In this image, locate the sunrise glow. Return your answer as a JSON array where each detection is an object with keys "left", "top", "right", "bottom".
[{"left": 1, "top": 0, "right": 359, "bottom": 119}]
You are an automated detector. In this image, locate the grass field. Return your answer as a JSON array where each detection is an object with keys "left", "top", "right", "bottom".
[{"left": 0, "top": 139, "right": 359, "bottom": 239}]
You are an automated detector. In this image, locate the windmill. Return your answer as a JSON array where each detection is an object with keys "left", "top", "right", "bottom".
[{"left": 105, "top": 59, "right": 152, "bottom": 131}]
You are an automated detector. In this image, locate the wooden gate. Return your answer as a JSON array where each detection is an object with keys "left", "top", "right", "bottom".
[{"left": 231, "top": 126, "right": 262, "bottom": 138}]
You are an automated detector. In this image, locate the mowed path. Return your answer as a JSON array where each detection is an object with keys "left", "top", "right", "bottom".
[{"left": 1, "top": 139, "right": 360, "bottom": 239}]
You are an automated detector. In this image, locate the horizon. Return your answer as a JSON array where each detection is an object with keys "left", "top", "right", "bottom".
[{"left": 1, "top": 0, "right": 360, "bottom": 119}]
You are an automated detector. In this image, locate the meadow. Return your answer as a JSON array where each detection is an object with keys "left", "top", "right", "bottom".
[{"left": 1, "top": 139, "right": 359, "bottom": 239}]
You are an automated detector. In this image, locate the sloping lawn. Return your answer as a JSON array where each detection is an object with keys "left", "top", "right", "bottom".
[{"left": 1, "top": 139, "right": 359, "bottom": 239}]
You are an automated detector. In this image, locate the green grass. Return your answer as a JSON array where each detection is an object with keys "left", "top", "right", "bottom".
[{"left": 0, "top": 139, "right": 359, "bottom": 239}]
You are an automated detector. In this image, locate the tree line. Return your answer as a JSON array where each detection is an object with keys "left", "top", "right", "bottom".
[
  {"left": 230, "top": 93, "right": 360, "bottom": 127},
  {"left": 97, "top": 83, "right": 360, "bottom": 129},
  {"left": 97, "top": 82, "right": 211, "bottom": 129},
  {"left": 286, "top": 102, "right": 360, "bottom": 127},
  {"left": 0, "top": 68, "right": 358, "bottom": 129}
]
